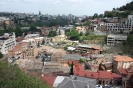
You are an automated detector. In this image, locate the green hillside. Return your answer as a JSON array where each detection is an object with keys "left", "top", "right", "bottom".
[{"left": 0, "top": 61, "right": 50, "bottom": 88}]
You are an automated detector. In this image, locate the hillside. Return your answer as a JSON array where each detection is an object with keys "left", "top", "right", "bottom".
[
  {"left": 119, "top": 1, "right": 133, "bottom": 11},
  {"left": 0, "top": 61, "right": 50, "bottom": 88},
  {"left": 105, "top": 1, "right": 133, "bottom": 18}
]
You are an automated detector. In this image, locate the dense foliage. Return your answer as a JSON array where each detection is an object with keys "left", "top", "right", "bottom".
[
  {"left": 48, "top": 30, "right": 56, "bottom": 37},
  {"left": 0, "top": 27, "right": 23, "bottom": 37},
  {"left": 0, "top": 53, "right": 3, "bottom": 59},
  {"left": 69, "top": 28, "right": 79, "bottom": 40},
  {"left": 0, "top": 61, "right": 50, "bottom": 88},
  {"left": 119, "top": 1, "right": 133, "bottom": 11},
  {"left": 105, "top": 1, "right": 133, "bottom": 18},
  {"left": 122, "top": 31, "right": 133, "bottom": 55}
]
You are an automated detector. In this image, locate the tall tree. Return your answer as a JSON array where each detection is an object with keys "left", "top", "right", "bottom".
[
  {"left": 41, "top": 39, "right": 45, "bottom": 45},
  {"left": 3, "top": 22, "right": 7, "bottom": 30},
  {"left": 93, "top": 13, "right": 99, "bottom": 19},
  {"left": 99, "top": 14, "right": 104, "bottom": 18},
  {"left": 37, "top": 42, "right": 40, "bottom": 48},
  {"left": 70, "top": 62, "right": 74, "bottom": 75}
]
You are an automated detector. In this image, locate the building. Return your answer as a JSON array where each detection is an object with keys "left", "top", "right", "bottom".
[
  {"left": 41, "top": 26, "right": 50, "bottom": 36},
  {"left": 52, "top": 35, "right": 67, "bottom": 44},
  {"left": 23, "top": 34, "right": 44, "bottom": 45},
  {"left": 51, "top": 49, "right": 66, "bottom": 62},
  {"left": 15, "top": 59, "right": 43, "bottom": 73},
  {"left": 57, "top": 75, "right": 96, "bottom": 88},
  {"left": 107, "top": 34, "right": 127, "bottom": 45},
  {"left": 106, "top": 15, "right": 133, "bottom": 33},
  {"left": 76, "top": 44, "right": 102, "bottom": 54},
  {"left": 91, "top": 24, "right": 98, "bottom": 32},
  {"left": 43, "top": 62, "right": 70, "bottom": 73},
  {"left": 0, "top": 32, "right": 16, "bottom": 54},
  {"left": 118, "top": 63, "right": 133, "bottom": 88},
  {"left": 74, "top": 64, "right": 122, "bottom": 86},
  {"left": 113, "top": 55, "right": 133, "bottom": 73},
  {"left": 8, "top": 44, "right": 22, "bottom": 58},
  {"left": 22, "top": 45, "right": 38, "bottom": 59},
  {"left": 76, "top": 26, "right": 86, "bottom": 34}
]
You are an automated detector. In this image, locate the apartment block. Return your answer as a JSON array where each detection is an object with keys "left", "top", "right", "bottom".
[
  {"left": 106, "top": 15, "right": 133, "bottom": 32},
  {"left": 107, "top": 34, "right": 127, "bottom": 45},
  {"left": 0, "top": 32, "right": 16, "bottom": 54}
]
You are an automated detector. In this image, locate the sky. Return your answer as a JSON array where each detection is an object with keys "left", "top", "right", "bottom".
[{"left": 0, "top": 0, "right": 132, "bottom": 16}]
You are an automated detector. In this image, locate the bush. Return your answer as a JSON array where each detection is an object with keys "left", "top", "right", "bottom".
[
  {"left": 0, "top": 62, "right": 50, "bottom": 88},
  {"left": 79, "top": 58, "right": 85, "bottom": 63}
]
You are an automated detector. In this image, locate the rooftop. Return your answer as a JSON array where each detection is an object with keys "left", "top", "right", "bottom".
[{"left": 114, "top": 55, "right": 133, "bottom": 62}]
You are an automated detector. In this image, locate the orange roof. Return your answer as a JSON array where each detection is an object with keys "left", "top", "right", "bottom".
[
  {"left": 75, "top": 70, "right": 122, "bottom": 79},
  {"left": 41, "top": 76, "right": 56, "bottom": 86},
  {"left": 74, "top": 64, "right": 85, "bottom": 72},
  {"left": 68, "top": 60, "right": 79, "bottom": 65},
  {"left": 97, "top": 71, "right": 113, "bottom": 79},
  {"left": 92, "top": 46, "right": 102, "bottom": 50},
  {"left": 114, "top": 55, "right": 133, "bottom": 62}
]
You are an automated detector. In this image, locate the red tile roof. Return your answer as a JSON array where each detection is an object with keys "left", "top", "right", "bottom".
[
  {"left": 41, "top": 76, "right": 56, "bottom": 86},
  {"left": 68, "top": 60, "right": 79, "bottom": 65},
  {"left": 86, "top": 72, "right": 99, "bottom": 79},
  {"left": 75, "top": 70, "right": 121, "bottom": 80},
  {"left": 112, "top": 73, "right": 122, "bottom": 79},
  {"left": 97, "top": 71, "right": 113, "bottom": 79},
  {"left": 74, "top": 64, "right": 85, "bottom": 72}
]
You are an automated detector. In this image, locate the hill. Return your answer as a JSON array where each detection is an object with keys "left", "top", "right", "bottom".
[
  {"left": 0, "top": 61, "right": 50, "bottom": 88},
  {"left": 105, "top": 1, "right": 133, "bottom": 18},
  {"left": 119, "top": 1, "right": 133, "bottom": 11}
]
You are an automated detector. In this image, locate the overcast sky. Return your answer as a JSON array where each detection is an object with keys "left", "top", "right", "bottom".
[{"left": 0, "top": 0, "right": 132, "bottom": 16}]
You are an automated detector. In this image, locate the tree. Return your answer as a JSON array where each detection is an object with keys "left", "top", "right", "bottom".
[
  {"left": 79, "top": 58, "right": 85, "bottom": 63},
  {"left": 106, "top": 12, "right": 114, "bottom": 17},
  {"left": 84, "top": 21, "right": 91, "bottom": 26},
  {"left": 99, "top": 14, "right": 104, "bottom": 18},
  {"left": 69, "top": 62, "right": 74, "bottom": 75},
  {"left": 70, "top": 28, "right": 79, "bottom": 40},
  {"left": 42, "top": 57, "right": 45, "bottom": 66},
  {"left": 93, "top": 13, "right": 99, "bottom": 19},
  {"left": 66, "top": 32, "right": 70, "bottom": 36},
  {"left": 48, "top": 30, "right": 56, "bottom": 37},
  {"left": 0, "top": 52, "right": 3, "bottom": 59},
  {"left": 85, "top": 31, "right": 90, "bottom": 36},
  {"left": 0, "top": 61, "right": 49, "bottom": 88},
  {"left": 37, "top": 42, "right": 40, "bottom": 48},
  {"left": 79, "top": 32, "right": 83, "bottom": 36},
  {"left": 3, "top": 22, "right": 7, "bottom": 30},
  {"left": 98, "top": 63, "right": 103, "bottom": 70},
  {"left": 41, "top": 39, "right": 45, "bottom": 45},
  {"left": 29, "top": 25, "right": 38, "bottom": 32},
  {"left": 15, "top": 27, "right": 23, "bottom": 37}
]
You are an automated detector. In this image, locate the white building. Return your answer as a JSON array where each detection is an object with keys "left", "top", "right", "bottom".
[
  {"left": 106, "top": 15, "right": 133, "bottom": 32},
  {"left": 0, "top": 32, "right": 16, "bottom": 54},
  {"left": 107, "top": 34, "right": 127, "bottom": 45}
]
